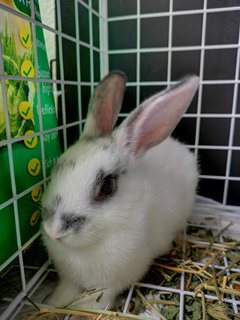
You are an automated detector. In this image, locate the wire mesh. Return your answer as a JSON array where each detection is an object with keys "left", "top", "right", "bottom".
[{"left": 0, "top": 0, "right": 240, "bottom": 319}]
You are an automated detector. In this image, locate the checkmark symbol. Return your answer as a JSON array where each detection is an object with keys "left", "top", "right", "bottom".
[
  {"left": 28, "top": 158, "right": 41, "bottom": 176},
  {"left": 31, "top": 215, "right": 38, "bottom": 224},
  {"left": 22, "top": 34, "right": 30, "bottom": 44},
  {"left": 30, "top": 210, "right": 41, "bottom": 226},
  {"left": 26, "top": 137, "right": 35, "bottom": 146},
  {"left": 24, "top": 130, "right": 38, "bottom": 149},
  {"left": 23, "top": 66, "right": 32, "bottom": 77},
  {"left": 21, "top": 60, "right": 34, "bottom": 78},
  {"left": 21, "top": 106, "right": 30, "bottom": 117},
  {"left": 30, "top": 162, "right": 39, "bottom": 174},
  {"left": 31, "top": 186, "right": 42, "bottom": 203},
  {"left": 20, "top": 27, "right": 32, "bottom": 49},
  {"left": 33, "top": 188, "right": 42, "bottom": 201},
  {"left": 19, "top": 102, "right": 33, "bottom": 120}
]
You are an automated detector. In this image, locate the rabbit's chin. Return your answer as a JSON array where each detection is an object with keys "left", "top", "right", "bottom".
[{"left": 63, "top": 234, "right": 105, "bottom": 249}]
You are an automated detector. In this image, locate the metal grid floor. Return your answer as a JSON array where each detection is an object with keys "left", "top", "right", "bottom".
[{"left": 1, "top": 198, "right": 240, "bottom": 320}]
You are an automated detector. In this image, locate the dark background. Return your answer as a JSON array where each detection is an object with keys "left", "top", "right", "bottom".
[{"left": 57, "top": 0, "right": 240, "bottom": 205}]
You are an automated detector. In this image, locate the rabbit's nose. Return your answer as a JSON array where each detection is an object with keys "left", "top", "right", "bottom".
[
  {"left": 53, "top": 230, "right": 65, "bottom": 240},
  {"left": 44, "top": 221, "right": 64, "bottom": 240},
  {"left": 55, "top": 235, "right": 62, "bottom": 240}
]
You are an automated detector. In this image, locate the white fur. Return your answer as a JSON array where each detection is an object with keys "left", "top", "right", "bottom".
[
  {"left": 41, "top": 73, "right": 199, "bottom": 309},
  {"left": 42, "top": 137, "right": 198, "bottom": 309}
]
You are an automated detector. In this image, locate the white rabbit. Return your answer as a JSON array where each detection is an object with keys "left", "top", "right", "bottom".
[{"left": 41, "top": 71, "right": 199, "bottom": 309}]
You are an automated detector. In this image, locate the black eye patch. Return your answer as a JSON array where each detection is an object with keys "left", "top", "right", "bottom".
[
  {"left": 61, "top": 214, "right": 87, "bottom": 231},
  {"left": 93, "top": 171, "right": 118, "bottom": 202}
]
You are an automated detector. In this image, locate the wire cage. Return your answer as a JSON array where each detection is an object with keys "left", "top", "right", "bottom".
[{"left": 0, "top": 0, "right": 240, "bottom": 319}]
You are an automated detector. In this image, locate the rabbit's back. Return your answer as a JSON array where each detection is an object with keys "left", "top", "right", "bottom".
[{"left": 134, "top": 137, "right": 198, "bottom": 256}]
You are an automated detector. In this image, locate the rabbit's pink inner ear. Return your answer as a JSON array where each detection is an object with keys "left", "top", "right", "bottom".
[
  {"left": 83, "top": 72, "right": 127, "bottom": 137},
  {"left": 117, "top": 76, "right": 199, "bottom": 155}
]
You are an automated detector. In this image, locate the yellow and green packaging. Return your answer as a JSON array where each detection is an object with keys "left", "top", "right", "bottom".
[{"left": 0, "top": 0, "right": 61, "bottom": 265}]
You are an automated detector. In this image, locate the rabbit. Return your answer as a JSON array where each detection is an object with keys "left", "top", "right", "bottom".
[{"left": 41, "top": 71, "right": 199, "bottom": 310}]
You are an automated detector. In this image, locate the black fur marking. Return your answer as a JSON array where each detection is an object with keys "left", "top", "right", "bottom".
[
  {"left": 52, "top": 195, "right": 62, "bottom": 210},
  {"left": 102, "top": 144, "right": 109, "bottom": 150},
  {"left": 121, "top": 169, "right": 127, "bottom": 175},
  {"left": 43, "top": 195, "right": 62, "bottom": 219},
  {"left": 90, "top": 169, "right": 120, "bottom": 203},
  {"left": 91, "top": 169, "right": 104, "bottom": 199},
  {"left": 96, "top": 169, "right": 105, "bottom": 185},
  {"left": 61, "top": 213, "right": 87, "bottom": 231},
  {"left": 81, "top": 136, "right": 112, "bottom": 151},
  {"left": 54, "top": 159, "right": 76, "bottom": 173},
  {"left": 81, "top": 135, "right": 96, "bottom": 143}
]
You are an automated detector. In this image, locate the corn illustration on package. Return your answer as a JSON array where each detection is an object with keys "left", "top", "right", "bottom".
[{"left": 0, "top": 0, "right": 61, "bottom": 265}]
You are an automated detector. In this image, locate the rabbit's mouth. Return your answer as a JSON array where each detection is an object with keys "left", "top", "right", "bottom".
[
  {"left": 42, "top": 214, "right": 88, "bottom": 239},
  {"left": 42, "top": 216, "right": 106, "bottom": 249},
  {"left": 42, "top": 220, "right": 66, "bottom": 241}
]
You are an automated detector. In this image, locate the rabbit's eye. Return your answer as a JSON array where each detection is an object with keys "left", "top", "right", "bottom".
[
  {"left": 101, "top": 175, "right": 113, "bottom": 194},
  {"left": 95, "top": 174, "right": 117, "bottom": 201}
]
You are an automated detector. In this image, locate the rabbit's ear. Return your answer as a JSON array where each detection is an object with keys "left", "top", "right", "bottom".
[
  {"left": 116, "top": 76, "right": 199, "bottom": 156},
  {"left": 83, "top": 71, "right": 127, "bottom": 137}
]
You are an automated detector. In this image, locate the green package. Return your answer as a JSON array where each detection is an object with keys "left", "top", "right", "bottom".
[{"left": 0, "top": 0, "right": 61, "bottom": 265}]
